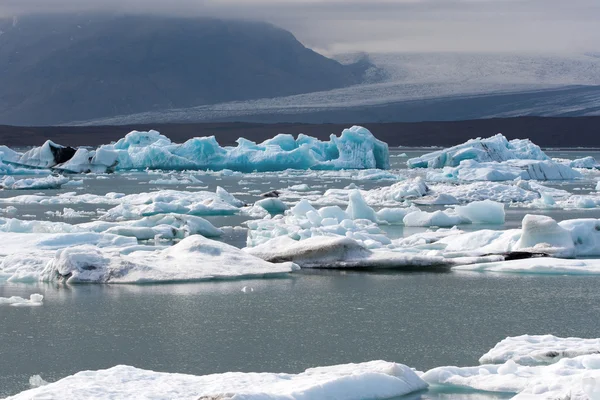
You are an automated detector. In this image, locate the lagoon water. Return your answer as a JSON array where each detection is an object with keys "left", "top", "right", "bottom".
[{"left": 2, "top": 149, "right": 600, "bottom": 398}]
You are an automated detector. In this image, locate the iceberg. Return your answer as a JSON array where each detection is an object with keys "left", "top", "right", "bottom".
[
  {"left": 0, "top": 187, "right": 245, "bottom": 220},
  {"left": 422, "top": 355, "right": 600, "bottom": 400},
  {"left": 407, "top": 134, "right": 550, "bottom": 168},
  {"left": 4, "top": 361, "right": 427, "bottom": 400},
  {"left": 0, "top": 229, "right": 296, "bottom": 283},
  {"left": 453, "top": 257, "right": 600, "bottom": 275},
  {"left": 15, "top": 126, "right": 389, "bottom": 174},
  {"left": 15, "top": 140, "right": 77, "bottom": 168},
  {"left": 1, "top": 175, "right": 69, "bottom": 190},
  {"left": 480, "top": 335, "right": 600, "bottom": 366},
  {"left": 41, "top": 235, "right": 298, "bottom": 283},
  {"left": 245, "top": 236, "right": 449, "bottom": 269},
  {"left": 427, "top": 159, "right": 581, "bottom": 181},
  {"left": 0, "top": 293, "right": 43, "bottom": 307},
  {"left": 403, "top": 201, "right": 505, "bottom": 227},
  {"left": 408, "top": 134, "right": 580, "bottom": 181}
]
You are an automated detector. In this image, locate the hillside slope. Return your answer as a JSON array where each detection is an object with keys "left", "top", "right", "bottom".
[{"left": 0, "top": 14, "right": 372, "bottom": 125}]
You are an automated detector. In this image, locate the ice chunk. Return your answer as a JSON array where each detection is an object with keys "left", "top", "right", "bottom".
[
  {"left": 254, "top": 198, "right": 288, "bottom": 215},
  {"left": 480, "top": 335, "right": 600, "bottom": 366},
  {"left": 454, "top": 257, "right": 600, "bottom": 275},
  {"left": 454, "top": 200, "right": 505, "bottom": 225},
  {"left": 17, "top": 140, "right": 76, "bottom": 168},
  {"left": 422, "top": 354, "right": 600, "bottom": 400},
  {"left": 427, "top": 159, "right": 581, "bottom": 181},
  {"left": 41, "top": 235, "right": 298, "bottom": 283},
  {"left": 0, "top": 293, "right": 43, "bottom": 307},
  {"left": 516, "top": 214, "right": 575, "bottom": 257},
  {"left": 376, "top": 207, "right": 415, "bottom": 224},
  {"left": 1, "top": 175, "right": 69, "bottom": 190},
  {"left": 555, "top": 156, "right": 600, "bottom": 169},
  {"left": 5, "top": 361, "right": 427, "bottom": 400},
  {"left": 407, "top": 134, "right": 550, "bottom": 168},
  {"left": 413, "top": 193, "right": 459, "bottom": 205},
  {"left": 245, "top": 236, "right": 448, "bottom": 269},
  {"left": 403, "top": 210, "right": 467, "bottom": 227},
  {"left": 346, "top": 190, "right": 378, "bottom": 222}
]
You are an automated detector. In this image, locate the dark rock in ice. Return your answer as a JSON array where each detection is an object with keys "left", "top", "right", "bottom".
[{"left": 260, "top": 190, "right": 281, "bottom": 198}]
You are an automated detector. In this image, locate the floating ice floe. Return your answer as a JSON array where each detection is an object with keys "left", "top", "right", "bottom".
[
  {"left": 319, "top": 179, "right": 542, "bottom": 207},
  {"left": 554, "top": 156, "right": 600, "bottom": 169},
  {"left": 0, "top": 213, "right": 223, "bottom": 240},
  {"left": 407, "top": 134, "right": 550, "bottom": 168},
  {"left": 1, "top": 175, "right": 69, "bottom": 190},
  {"left": 245, "top": 236, "right": 448, "bottom": 269},
  {"left": 42, "top": 235, "right": 297, "bottom": 283},
  {"left": 5, "top": 361, "right": 427, "bottom": 400},
  {"left": 0, "top": 187, "right": 244, "bottom": 220},
  {"left": 427, "top": 159, "right": 581, "bottom": 182},
  {"left": 480, "top": 335, "right": 600, "bottom": 366},
  {"left": 8, "top": 126, "right": 390, "bottom": 174},
  {"left": 407, "top": 134, "right": 580, "bottom": 181},
  {"left": 0, "top": 231, "right": 296, "bottom": 283},
  {"left": 0, "top": 293, "right": 43, "bottom": 307},
  {"left": 422, "top": 355, "right": 600, "bottom": 400}
]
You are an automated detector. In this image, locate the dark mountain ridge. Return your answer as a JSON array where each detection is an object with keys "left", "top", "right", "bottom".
[{"left": 0, "top": 13, "right": 373, "bottom": 125}]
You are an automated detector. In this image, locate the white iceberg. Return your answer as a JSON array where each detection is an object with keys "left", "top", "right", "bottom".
[
  {"left": 0, "top": 187, "right": 244, "bottom": 220},
  {"left": 408, "top": 134, "right": 580, "bottom": 181},
  {"left": 1, "top": 175, "right": 69, "bottom": 190},
  {"left": 403, "top": 201, "right": 505, "bottom": 227},
  {"left": 480, "top": 335, "right": 600, "bottom": 366},
  {"left": 407, "top": 134, "right": 550, "bottom": 168},
  {"left": 428, "top": 159, "right": 581, "bottom": 182},
  {"left": 0, "top": 293, "right": 43, "bottom": 307},
  {"left": 4, "top": 361, "right": 427, "bottom": 400},
  {"left": 245, "top": 236, "right": 448, "bottom": 269},
  {"left": 453, "top": 257, "right": 600, "bottom": 275},
  {"left": 0, "top": 214, "right": 223, "bottom": 240},
  {"left": 41, "top": 235, "right": 297, "bottom": 283},
  {"left": 422, "top": 355, "right": 600, "bottom": 400},
  {"left": 245, "top": 197, "right": 394, "bottom": 249}
]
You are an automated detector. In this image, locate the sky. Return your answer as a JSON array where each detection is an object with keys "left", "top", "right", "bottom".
[{"left": 1, "top": 0, "right": 600, "bottom": 54}]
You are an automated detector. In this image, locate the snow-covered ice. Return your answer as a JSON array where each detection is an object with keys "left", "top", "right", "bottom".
[
  {"left": 408, "top": 134, "right": 580, "bottom": 181},
  {"left": 245, "top": 236, "right": 448, "bottom": 269},
  {"left": 0, "top": 293, "right": 43, "bottom": 307},
  {"left": 422, "top": 355, "right": 600, "bottom": 400},
  {"left": 5, "top": 361, "right": 427, "bottom": 400},
  {"left": 407, "top": 134, "right": 550, "bottom": 169},
  {"left": 1, "top": 175, "right": 69, "bottom": 190},
  {"left": 480, "top": 335, "right": 600, "bottom": 366},
  {"left": 41, "top": 235, "right": 298, "bottom": 283}
]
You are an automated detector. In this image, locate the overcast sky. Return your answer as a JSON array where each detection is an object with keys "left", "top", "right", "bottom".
[{"left": 1, "top": 0, "right": 599, "bottom": 54}]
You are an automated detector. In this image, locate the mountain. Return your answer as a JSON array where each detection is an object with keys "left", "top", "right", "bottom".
[{"left": 0, "top": 14, "right": 374, "bottom": 126}]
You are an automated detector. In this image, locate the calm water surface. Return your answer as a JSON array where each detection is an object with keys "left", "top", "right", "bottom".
[{"left": 2, "top": 271, "right": 600, "bottom": 397}]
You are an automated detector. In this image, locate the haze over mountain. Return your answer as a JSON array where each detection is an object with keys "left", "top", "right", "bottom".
[{"left": 0, "top": 13, "right": 374, "bottom": 125}]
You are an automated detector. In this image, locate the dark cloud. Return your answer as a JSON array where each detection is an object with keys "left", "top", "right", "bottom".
[{"left": 2, "top": 0, "right": 600, "bottom": 53}]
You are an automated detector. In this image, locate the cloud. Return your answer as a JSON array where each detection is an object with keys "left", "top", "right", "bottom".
[{"left": 1, "top": 0, "right": 599, "bottom": 54}]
